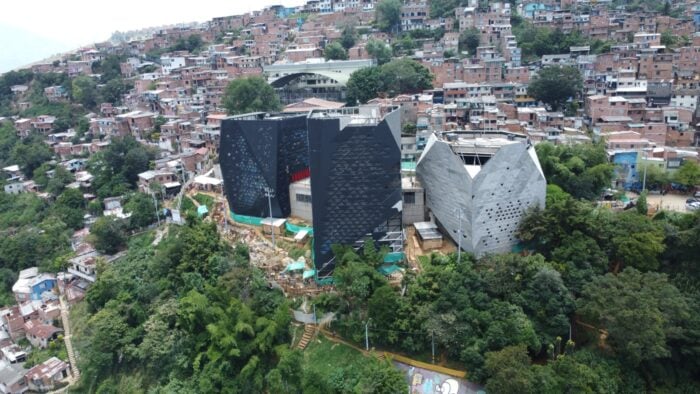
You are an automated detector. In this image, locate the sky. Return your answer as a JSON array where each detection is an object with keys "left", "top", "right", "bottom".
[{"left": 0, "top": 0, "right": 306, "bottom": 73}]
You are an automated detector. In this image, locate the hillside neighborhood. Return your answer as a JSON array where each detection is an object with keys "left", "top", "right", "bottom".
[{"left": 1, "top": 0, "right": 700, "bottom": 393}]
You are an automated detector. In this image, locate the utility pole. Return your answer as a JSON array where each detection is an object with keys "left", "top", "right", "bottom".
[
  {"left": 365, "top": 319, "right": 371, "bottom": 351},
  {"left": 642, "top": 163, "right": 647, "bottom": 192},
  {"left": 453, "top": 208, "right": 465, "bottom": 264},
  {"left": 151, "top": 191, "right": 161, "bottom": 227},
  {"left": 263, "top": 187, "right": 276, "bottom": 248}
]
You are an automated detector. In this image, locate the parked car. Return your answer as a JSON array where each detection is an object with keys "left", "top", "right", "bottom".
[{"left": 686, "top": 201, "right": 700, "bottom": 211}]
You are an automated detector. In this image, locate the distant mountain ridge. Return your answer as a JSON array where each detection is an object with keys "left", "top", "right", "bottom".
[{"left": 0, "top": 23, "right": 75, "bottom": 73}]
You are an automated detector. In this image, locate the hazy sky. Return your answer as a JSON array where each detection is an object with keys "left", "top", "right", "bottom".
[{"left": 0, "top": 0, "right": 306, "bottom": 72}]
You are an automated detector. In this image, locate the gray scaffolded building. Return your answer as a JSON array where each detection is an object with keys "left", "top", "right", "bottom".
[{"left": 416, "top": 131, "right": 546, "bottom": 256}]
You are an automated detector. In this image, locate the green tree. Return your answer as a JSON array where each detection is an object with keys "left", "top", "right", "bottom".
[
  {"left": 375, "top": 0, "right": 401, "bottom": 33},
  {"left": 124, "top": 192, "right": 158, "bottom": 229},
  {"left": 577, "top": 268, "right": 690, "bottom": 367},
  {"left": 608, "top": 212, "right": 665, "bottom": 272},
  {"left": 640, "top": 163, "right": 669, "bottom": 190},
  {"left": 324, "top": 42, "right": 348, "bottom": 60},
  {"left": 153, "top": 115, "right": 167, "bottom": 132},
  {"left": 402, "top": 123, "right": 417, "bottom": 136},
  {"left": 459, "top": 28, "right": 481, "bottom": 55},
  {"left": 222, "top": 76, "right": 281, "bottom": 115},
  {"left": 660, "top": 30, "right": 677, "bottom": 47},
  {"left": 484, "top": 345, "right": 534, "bottom": 394},
  {"left": 355, "top": 359, "right": 407, "bottom": 393},
  {"left": 528, "top": 66, "right": 582, "bottom": 111},
  {"left": 90, "top": 216, "right": 127, "bottom": 254},
  {"left": 72, "top": 76, "right": 98, "bottom": 108},
  {"left": 674, "top": 161, "right": 700, "bottom": 188},
  {"left": 88, "top": 136, "right": 155, "bottom": 197},
  {"left": 430, "top": 0, "right": 461, "bottom": 18},
  {"left": 52, "top": 188, "right": 86, "bottom": 229},
  {"left": 346, "top": 67, "right": 383, "bottom": 105},
  {"left": 662, "top": 1, "right": 671, "bottom": 16},
  {"left": 99, "top": 78, "right": 132, "bottom": 105},
  {"left": 534, "top": 141, "right": 613, "bottom": 199},
  {"left": 379, "top": 58, "right": 434, "bottom": 96},
  {"left": 11, "top": 134, "right": 53, "bottom": 176},
  {"left": 636, "top": 191, "right": 648, "bottom": 215},
  {"left": 365, "top": 39, "right": 392, "bottom": 65},
  {"left": 340, "top": 25, "right": 356, "bottom": 50}
]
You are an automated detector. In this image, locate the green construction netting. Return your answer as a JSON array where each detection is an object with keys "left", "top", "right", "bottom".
[
  {"left": 231, "top": 212, "right": 264, "bottom": 226},
  {"left": 286, "top": 222, "right": 314, "bottom": 235},
  {"left": 315, "top": 276, "right": 334, "bottom": 285},
  {"left": 383, "top": 252, "right": 405, "bottom": 263},
  {"left": 303, "top": 269, "right": 316, "bottom": 279},
  {"left": 283, "top": 261, "right": 305, "bottom": 272},
  {"left": 401, "top": 161, "right": 417, "bottom": 171},
  {"left": 378, "top": 264, "right": 402, "bottom": 276}
]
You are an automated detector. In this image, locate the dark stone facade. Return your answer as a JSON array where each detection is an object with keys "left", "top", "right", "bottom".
[
  {"left": 220, "top": 114, "right": 309, "bottom": 218},
  {"left": 307, "top": 115, "right": 402, "bottom": 277}
]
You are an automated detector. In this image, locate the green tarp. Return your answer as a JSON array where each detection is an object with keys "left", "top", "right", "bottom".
[
  {"left": 285, "top": 221, "right": 314, "bottom": 236},
  {"left": 283, "top": 261, "right": 305, "bottom": 272},
  {"left": 378, "top": 264, "right": 402, "bottom": 276},
  {"left": 383, "top": 252, "right": 405, "bottom": 263},
  {"left": 302, "top": 269, "right": 316, "bottom": 279},
  {"left": 315, "top": 276, "right": 334, "bottom": 285},
  {"left": 231, "top": 211, "right": 264, "bottom": 226}
]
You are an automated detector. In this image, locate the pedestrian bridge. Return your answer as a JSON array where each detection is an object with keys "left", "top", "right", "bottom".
[{"left": 264, "top": 58, "right": 375, "bottom": 88}]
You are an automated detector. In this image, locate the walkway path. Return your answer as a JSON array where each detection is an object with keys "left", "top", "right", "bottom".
[
  {"left": 59, "top": 296, "right": 80, "bottom": 382},
  {"left": 318, "top": 328, "right": 466, "bottom": 378}
]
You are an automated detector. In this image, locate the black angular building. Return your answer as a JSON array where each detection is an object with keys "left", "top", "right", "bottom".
[
  {"left": 307, "top": 107, "right": 403, "bottom": 277},
  {"left": 219, "top": 106, "right": 403, "bottom": 278},
  {"left": 220, "top": 113, "right": 309, "bottom": 218}
]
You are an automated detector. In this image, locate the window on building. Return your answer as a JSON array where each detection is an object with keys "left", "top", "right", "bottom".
[
  {"left": 296, "top": 194, "right": 312, "bottom": 203},
  {"left": 404, "top": 192, "right": 416, "bottom": 204}
]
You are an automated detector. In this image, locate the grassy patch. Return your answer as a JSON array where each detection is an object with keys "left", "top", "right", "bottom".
[
  {"left": 192, "top": 193, "right": 215, "bottom": 207},
  {"left": 128, "top": 230, "right": 155, "bottom": 249},
  {"left": 304, "top": 335, "right": 369, "bottom": 377},
  {"left": 24, "top": 340, "right": 68, "bottom": 368},
  {"left": 181, "top": 196, "right": 197, "bottom": 217}
]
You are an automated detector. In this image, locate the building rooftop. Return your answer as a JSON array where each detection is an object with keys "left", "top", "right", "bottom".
[{"left": 26, "top": 357, "right": 68, "bottom": 381}]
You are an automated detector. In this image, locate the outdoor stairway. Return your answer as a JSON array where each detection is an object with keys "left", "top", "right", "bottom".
[
  {"left": 59, "top": 296, "right": 80, "bottom": 381},
  {"left": 297, "top": 324, "right": 316, "bottom": 350}
]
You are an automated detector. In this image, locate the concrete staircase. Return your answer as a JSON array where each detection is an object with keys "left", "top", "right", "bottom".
[
  {"left": 296, "top": 324, "right": 316, "bottom": 350},
  {"left": 59, "top": 296, "right": 80, "bottom": 381}
]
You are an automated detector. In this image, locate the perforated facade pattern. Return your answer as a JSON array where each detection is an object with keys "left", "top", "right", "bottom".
[
  {"left": 308, "top": 115, "right": 403, "bottom": 277},
  {"left": 220, "top": 115, "right": 309, "bottom": 218},
  {"left": 416, "top": 134, "right": 546, "bottom": 256}
]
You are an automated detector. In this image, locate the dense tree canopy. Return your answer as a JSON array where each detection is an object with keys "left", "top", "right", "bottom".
[
  {"left": 365, "top": 39, "right": 393, "bottom": 65},
  {"left": 375, "top": 0, "right": 401, "bottom": 33},
  {"left": 346, "top": 59, "right": 433, "bottom": 105},
  {"left": 340, "top": 25, "right": 356, "bottom": 50},
  {"left": 459, "top": 28, "right": 481, "bottom": 55},
  {"left": 534, "top": 141, "right": 614, "bottom": 200},
  {"left": 578, "top": 269, "right": 690, "bottom": 367},
  {"left": 222, "top": 76, "right": 282, "bottom": 115},
  {"left": 324, "top": 42, "right": 348, "bottom": 60},
  {"left": 72, "top": 76, "right": 98, "bottom": 108},
  {"left": 673, "top": 161, "right": 700, "bottom": 188},
  {"left": 528, "top": 66, "right": 583, "bottom": 111},
  {"left": 88, "top": 136, "right": 156, "bottom": 198}
]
